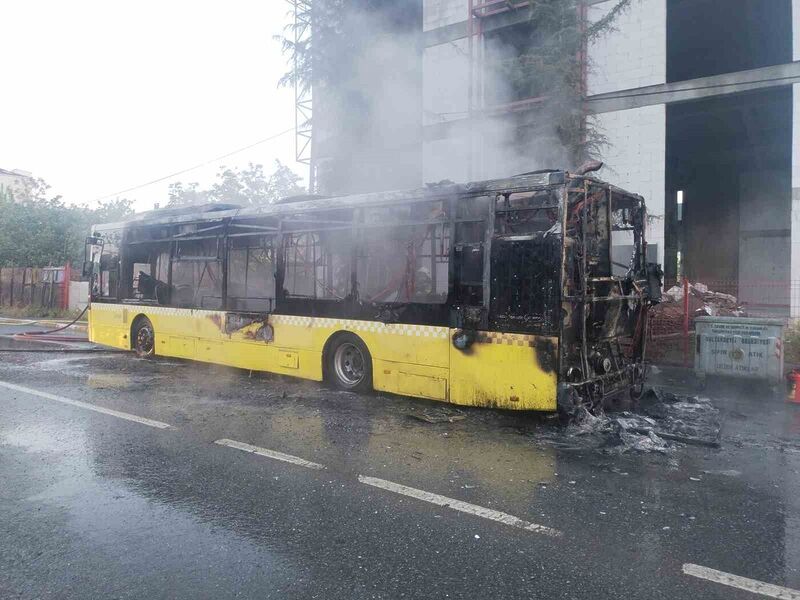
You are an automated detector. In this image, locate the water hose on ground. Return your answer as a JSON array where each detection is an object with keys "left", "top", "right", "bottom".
[{"left": 11, "top": 305, "right": 90, "bottom": 342}]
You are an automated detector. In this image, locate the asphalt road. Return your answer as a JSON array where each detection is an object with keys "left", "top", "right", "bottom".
[{"left": 1, "top": 323, "right": 799, "bottom": 599}]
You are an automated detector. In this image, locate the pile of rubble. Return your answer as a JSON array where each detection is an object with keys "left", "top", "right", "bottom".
[{"left": 650, "top": 281, "right": 745, "bottom": 336}]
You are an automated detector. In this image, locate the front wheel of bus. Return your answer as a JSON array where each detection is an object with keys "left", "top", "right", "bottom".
[
  {"left": 133, "top": 317, "right": 155, "bottom": 359},
  {"left": 328, "top": 334, "right": 372, "bottom": 392}
]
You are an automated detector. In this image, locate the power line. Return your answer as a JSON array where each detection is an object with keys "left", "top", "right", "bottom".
[{"left": 91, "top": 127, "right": 296, "bottom": 202}]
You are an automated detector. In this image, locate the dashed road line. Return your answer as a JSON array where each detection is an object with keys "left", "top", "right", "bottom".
[
  {"left": 683, "top": 563, "right": 800, "bottom": 599},
  {"left": 0, "top": 380, "right": 172, "bottom": 429},
  {"left": 214, "top": 438, "right": 326, "bottom": 470},
  {"left": 358, "top": 475, "right": 562, "bottom": 537}
]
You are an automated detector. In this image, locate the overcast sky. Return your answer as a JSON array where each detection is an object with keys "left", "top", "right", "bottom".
[{"left": 1, "top": 0, "right": 301, "bottom": 212}]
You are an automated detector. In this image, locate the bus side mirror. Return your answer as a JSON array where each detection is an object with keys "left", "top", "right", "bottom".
[{"left": 83, "top": 236, "right": 103, "bottom": 278}]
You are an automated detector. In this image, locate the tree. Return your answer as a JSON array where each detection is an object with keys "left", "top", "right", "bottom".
[
  {"left": 167, "top": 160, "right": 305, "bottom": 208},
  {"left": 0, "top": 180, "right": 134, "bottom": 268},
  {"left": 168, "top": 181, "right": 209, "bottom": 207},
  {"left": 265, "top": 160, "right": 306, "bottom": 202},
  {"left": 493, "top": 0, "right": 634, "bottom": 166}
]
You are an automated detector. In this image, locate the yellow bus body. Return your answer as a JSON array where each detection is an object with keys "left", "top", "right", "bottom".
[{"left": 89, "top": 302, "right": 558, "bottom": 411}]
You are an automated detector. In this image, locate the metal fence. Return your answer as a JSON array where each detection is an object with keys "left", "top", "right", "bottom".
[{"left": 0, "top": 264, "right": 72, "bottom": 311}]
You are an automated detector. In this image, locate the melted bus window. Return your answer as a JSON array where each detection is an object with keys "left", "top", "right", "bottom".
[
  {"left": 358, "top": 201, "right": 450, "bottom": 304},
  {"left": 490, "top": 191, "right": 561, "bottom": 334},
  {"left": 171, "top": 239, "right": 222, "bottom": 309},
  {"left": 227, "top": 236, "right": 276, "bottom": 312},
  {"left": 283, "top": 230, "right": 351, "bottom": 300}
]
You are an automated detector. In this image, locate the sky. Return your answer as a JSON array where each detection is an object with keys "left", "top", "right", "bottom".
[{"left": 0, "top": 0, "right": 302, "bottom": 212}]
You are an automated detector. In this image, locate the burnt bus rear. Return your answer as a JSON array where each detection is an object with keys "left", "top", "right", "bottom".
[{"left": 486, "top": 170, "right": 661, "bottom": 413}]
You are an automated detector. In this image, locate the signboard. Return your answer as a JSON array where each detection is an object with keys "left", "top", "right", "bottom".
[{"left": 694, "top": 317, "right": 784, "bottom": 383}]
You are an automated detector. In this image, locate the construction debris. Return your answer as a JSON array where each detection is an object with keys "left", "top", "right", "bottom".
[
  {"left": 651, "top": 281, "right": 745, "bottom": 336},
  {"left": 409, "top": 409, "right": 467, "bottom": 424}
]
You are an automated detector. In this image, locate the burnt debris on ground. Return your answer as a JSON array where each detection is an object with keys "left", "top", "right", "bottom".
[{"left": 559, "top": 388, "right": 721, "bottom": 454}]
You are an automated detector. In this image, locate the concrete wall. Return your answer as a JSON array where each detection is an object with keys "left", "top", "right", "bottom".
[
  {"left": 793, "top": 83, "right": 800, "bottom": 317},
  {"left": 423, "top": 0, "right": 466, "bottom": 31},
  {"left": 593, "top": 104, "right": 666, "bottom": 265},
  {"left": 422, "top": 135, "right": 470, "bottom": 184},
  {"left": 423, "top": 38, "right": 469, "bottom": 127},
  {"left": 69, "top": 281, "right": 89, "bottom": 312},
  {"left": 586, "top": 0, "right": 666, "bottom": 266},
  {"left": 791, "top": 0, "right": 800, "bottom": 316},
  {"left": 587, "top": 0, "right": 666, "bottom": 96},
  {"left": 738, "top": 171, "right": 792, "bottom": 314}
]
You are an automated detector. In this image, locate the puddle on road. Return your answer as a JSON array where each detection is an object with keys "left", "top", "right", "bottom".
[{"left": 5, "top": 346, "right": 724, "bottom": 458}]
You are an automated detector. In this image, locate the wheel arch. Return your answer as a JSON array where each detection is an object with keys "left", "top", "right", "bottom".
[
  {"left": 130, "top": 313, "right": 151, "bottom": 350},
  {"left": 321, "top": 330, "right": 372, "bottom": 382}
]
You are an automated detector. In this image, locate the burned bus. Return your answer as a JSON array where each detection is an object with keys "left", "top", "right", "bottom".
[{"left": 84, "top": 168, "right": 661, "bottom": 413}]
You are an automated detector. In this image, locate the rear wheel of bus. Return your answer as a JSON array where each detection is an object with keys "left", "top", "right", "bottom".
[
  {"left": 132, "top": 316, "right": 155, "bottom": 359},
  {"left": 326, "top": 333, "right": 372, "bottom": 392}
]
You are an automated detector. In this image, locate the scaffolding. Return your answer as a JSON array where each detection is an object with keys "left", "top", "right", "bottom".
[
  {"left": 289, "top": 0, "right": 316, "bottom": 193},
  {"left": 466, "top": 1, "right": 588, "bottom": 178}
]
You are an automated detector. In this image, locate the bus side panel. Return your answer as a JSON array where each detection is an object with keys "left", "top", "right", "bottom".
[
  {"left": 298, "top": 319, "right": 451, "bottom": 369},
  {"left": 88, "top": 303, "right": 130, "bottom": 350},
  {"left": 449, "top": 333, "right": 558, "bottom": 411},
  {"left": 306, "top": 321, "right": 451, "bottom": 398},
  {"left": 372, "top": 360, "right": 449, "bottom": 401},
  {"left": 216, "top": 317, "right": 322, "bottom": 380},
  {"left": 266, "top": 315, "right": 451, "bottom": 386}
]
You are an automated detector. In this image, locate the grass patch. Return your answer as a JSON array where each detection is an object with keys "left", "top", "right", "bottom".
[{"left": 0, "top": 305, "right": 84, "bottom": 320}]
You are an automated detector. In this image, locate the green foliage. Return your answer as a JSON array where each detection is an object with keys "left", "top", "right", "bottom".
[
  {"left": 0, "top": 179, "right": 134, "bottom": 268},
  {"left": 786, "top": 322, "right": 800, "bottom": 366},
  {"left": 167, "top": 160, "right": 305, "bottom": 207},
  {"left": 500, "top": 0, "right": 633, "bottom": 165}
]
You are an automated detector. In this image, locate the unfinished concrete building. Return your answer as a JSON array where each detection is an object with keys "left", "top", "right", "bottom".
[{"left": 292, "top": 0, "right": 800, "bottom": 317}]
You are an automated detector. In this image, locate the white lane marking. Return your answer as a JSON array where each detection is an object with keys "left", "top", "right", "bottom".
[
  {"left": 214, "top": 438, "right": 325, "bottom": 470},
  {"left": 0, "top": 380, "right": 171, "bottom": 429},
  {"left": 683, "top": 563, "right": 800, "bottom": 599},
  {"left": 358, "top": 475, "right": 562, "bottom": 538}
]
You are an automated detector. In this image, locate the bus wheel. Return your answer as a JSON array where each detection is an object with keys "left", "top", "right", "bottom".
[
  {"left": 328, "top": 333, "right": 372, "bottom": 392},
  {"left": 133, "top": 317, "right": 155, "bottom": 358}
]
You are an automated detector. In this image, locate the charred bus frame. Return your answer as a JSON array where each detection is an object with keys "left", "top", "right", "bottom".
[{"left": 85, "top": 170, "right": 661, "bottom": 412}]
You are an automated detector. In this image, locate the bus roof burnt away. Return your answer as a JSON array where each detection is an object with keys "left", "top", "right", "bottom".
[{"left": 95, "top": 170, "right": 569, "bottom": 231}]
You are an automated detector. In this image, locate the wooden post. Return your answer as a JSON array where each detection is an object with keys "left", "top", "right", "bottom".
[
  {"left": 20, "top": 268, "right": 27, "bottom": 308},
  {"left": 62, "top": 263, "right": 71, "bottom": 310}
]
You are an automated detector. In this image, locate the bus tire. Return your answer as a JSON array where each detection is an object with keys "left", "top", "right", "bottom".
[
  {"left": 132, "top": 316, "right": 156, "bottom": 359},
  {"left": 326, "top": 333, "right": 372, "bottom": 392}
]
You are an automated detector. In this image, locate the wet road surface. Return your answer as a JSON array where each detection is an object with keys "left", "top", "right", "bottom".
[{"left": 1, "top": 324, "right": 800, "bottom": 599}]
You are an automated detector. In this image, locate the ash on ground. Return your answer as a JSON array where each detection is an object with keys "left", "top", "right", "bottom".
[{"left": 562, "top": 389, "right": 720, "bottom": 454}]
